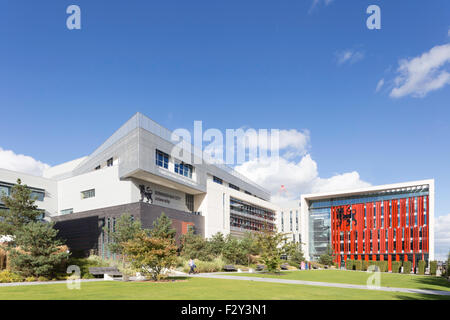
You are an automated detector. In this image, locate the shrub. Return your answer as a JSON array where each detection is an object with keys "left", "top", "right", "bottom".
[
  {"left": 418, "top": 260, "right": 426, "bottom": 275},
  {"left": 345, "top": 259, "right": 354, "bottom": 270},
  {"left": 430, "top": 261, "right": 437, "bottom": 276},
  {"left": 37, "top": 276, "right": 49, "bottom": 282},
  {"left": 362, "top": 260, "right": 369, "bottom": 271},
  {"left": 182, "top": 257, "right": 225, "bottom": 273},
  {"left": 25, "top": 276, "right": 36, "bottom": 282},
  {"left": 354, "top": 260, "right": 362, "bottom": 271},
  {"left": 0, "top": 270, "right": 23, "bottom": 283},
  {"left": 402, "top": 261, "right": 412, "bottom": 274},
  {"left": 377, "top": 261, "right": 388, "bottom": 272},
  {"left": 391, "top": 261, "right": 401, "bottom": 273},
  {"left": 367, "top": 260, "right": 378, "bottom": 271}
]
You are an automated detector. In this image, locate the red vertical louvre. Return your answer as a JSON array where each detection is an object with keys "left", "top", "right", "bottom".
[
  {"left": 355, "top": 204, "right": 364, "bottom": 255},
  {"left": 365, "top": 229, "right": 371, "bottom": 254},
  {"left": 331, "top": 207, "right": 336, "bottom": 254},
  {"left": 388, "top": 228, "right": 394, "bottom": 253},
  {"left": 376, "top": 202, "right": 382, "bottom": 230},
  {"left": 400, "top": 198, "right": 407, "bottom": 228},
  {"left": 366, "top": 203, "right": 374, "bottom": 229},
  {"left": 373, "top": 228, "right": 378, "bottom": 254},
  {"left": 350, "top": 230, "right": 356, "bottom": 254},
  {"left": 404, "top": 227, "right": 410, "bottom": 253},
  {"left": 413, "top": 226, "right": 419, "bottom": 253},
  {"left": 343, "top": 231, "right": 348, "bottom": 255},
  {"left": 380, "top": 228, "right": 386, "bottom": 254},
  {"left": 418, "top": 196, "right": 424, "bottom": 227},
  {"left": 409, "top": 197, "right": 415, "bottom": 227},
  {"left": 396, "top": 228, "right": 402, "bottom": 253},
  {"left": 336, "top": 230, "right": 341, "bottom": 260},
  {"left": 426, "top": 196, "right": 429, "bottom": 226},
  {"left": 422, "top": 226, "right": 428, "bottom": 252},
  {"left": 384, "top": 200, "right": 390, "bottom": 229},
  {"left": 392, "top": 199, "right": 398, "bottom": 229}
]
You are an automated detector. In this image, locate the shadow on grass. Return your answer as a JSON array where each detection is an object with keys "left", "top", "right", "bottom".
[
  {"left": 410, "top": 275, "right": 450, "bottom": 292},
  {"left": 394, "top": 293, "right": 450, "bottom": 300}
]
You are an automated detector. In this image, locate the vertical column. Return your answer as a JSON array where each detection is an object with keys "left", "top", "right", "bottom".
[
  {"left": 396, "top": 227, "right": 402, "bottom": 254},
  {"left": 376, "top": 201, "right": 382, "bottom": 230},
  {"left": 400, "top": 198, "right": 406, "bottom": 228},
  {"left": 380, "top": 228, "right": 386, "bottom": 255},
  {"left": 392, "top": 199, "right": 398, "bottom": 229},
  {"left": 409, "top": 197, "right": 415, "bottom": 227},
  {"left": 384, "top": 200, "right": 390, "bottom": 229}
]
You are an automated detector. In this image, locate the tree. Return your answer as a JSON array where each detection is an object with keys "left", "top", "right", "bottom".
[
  {"left": 286, "top": 242, "right": 305, "bottom": 265},
  {"left": 104, "top": 214, "right": 141, "bottom": 264},
  {"left": 206, "top": 232, "right": 226, "bottom": 257},
  {"left": 123, "top": 230, "right": 177, "bottom": 281},
  {"left": 179, "top": 229, "right": 211, "bottom": 261},
  {"left": 255, "top": 230, "right": 290, "bottom": 273},
  {"left": 222, "top": 234, "right": 246, "bottom": 265},
  {"left": 318, "top": 244, "right": 334, "bottom": 266},
  {"left": 8, "top": 222, "right": 70, "bottom": 278},
  {"left": 150, "top": 212, "right": 176, "bottom": 239},
  {"left": 0, "top": 179, "right": 42, "bottom": 238}
]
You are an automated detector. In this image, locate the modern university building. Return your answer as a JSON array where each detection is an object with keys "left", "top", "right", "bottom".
[
  {"left": 301, "top": 180, "right": 435, "bottom": 270},
  {"left": 0, "top": 112, "right": 277, "bottom": 257}
]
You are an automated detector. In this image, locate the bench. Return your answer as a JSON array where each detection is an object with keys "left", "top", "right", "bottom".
[
  {"left": 281, "top": 263, "right": 289, "bottom": 270},
  {"left": 256, "top": 264, "right": 265, "bottom": 271},
  {"left": 223, "top": 265, "right": 237, "bottom": 272},
  {"left": 89, "top": 267, "right": 122, "bottom": 279}
]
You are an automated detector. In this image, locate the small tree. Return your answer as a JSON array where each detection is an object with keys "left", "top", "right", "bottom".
[
  {"left": 104, "top": 214, "right": 141, "bottom": 265},
  {"left": 318, "top": 245, "right": 334, "bottom": 266},
  {"left": 8, "top": 222, "right": 69, "bottom": 278},
  {"left": 255, "top": 229, "right": 290, "bottom": 273},
  {"left": 150, "top": 212, "right": 176, "bottom": 239},
  {"left": 180, "top": 229, "right": 211, "bottom": 261},
  {"left": 123, "top": 231, "right": 177, "bottom": 281},
  {"left": 0, "top": 179, "right": 42, "bottom": 238},
  {"left": 286, "top": 242, "right": 305, "bottom": 266},
  {"left": 207, "top": 232, "right": 226, "bottom": 257}
]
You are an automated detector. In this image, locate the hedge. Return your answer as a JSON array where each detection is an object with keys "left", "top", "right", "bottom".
[
  {"left": 430, "top": 261, "right": 437, "bottom": 276},
  {"left": 402, "top": 261, "right": 412, "bottom": 274},
  {"left": 378, "top": 261, "right": 388, "bottom": 272},
  {"left": 418, "top": 260, "right": 426, "bottom": 275},
  {"left": 346, "top": 259, "right": 354, "bottom": 271},
  {"left": 354, "top": 260, "right": 362, "bottom": 271},
  {"left": 391, "top": 261, "right": 402, "bottom": 273},
  {"left": 362, "top": 260, "right": 369, "bottom": 271}
]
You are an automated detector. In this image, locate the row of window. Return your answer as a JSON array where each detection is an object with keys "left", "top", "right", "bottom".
[
  {"left": 156, "top": 150, "right": 194, "bottom": 179},
  {"left": 95, "top": 158, "right": 114, "bottom": 170},
  {"left": 0, "top": 184, "right": 45, "bottom": 204}
]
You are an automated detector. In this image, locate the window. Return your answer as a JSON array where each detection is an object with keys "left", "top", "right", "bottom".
[
  {"left": 0, "top": 185, "right": 10, "bottom": 204},
  {"left": 95, "top": 165, "right": 101, "bottom": 170},
  {"left": 155, "top": 150, "right": 169, "bottom": 169},
  {"left": 60, "top": 208, "right": 73, "bottom": 215},
  {"left": 186, "top": 194, "right": 194, "bottom": 212},
  {"left": 229, "top": 183, "right": 240, "bottom": 191},
  {"left": 81, "top": 189, "right": 95, "bottom": 199},
  {"left": 30, "top": 190, "right": 45, "bottom": 202},
  {"left": 107, "top": 158, "right": 113, "bottom": 167},
  {"left": 213, "top": 176, "right": 223, "bottom": 184},
  {"left": 175, "top": 161, "right": 193, "bottom": 178}
]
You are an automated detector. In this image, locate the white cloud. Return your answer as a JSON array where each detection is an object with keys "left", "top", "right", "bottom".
[
  {"left": 375, "top": 78, "right": 385, "bottom": 92},
  {"left": 0, "top": 147, "right": 50, "bottom": 176},
  {"left": 435, "top": 214, "right": 450, "bottom": 261},
  {"left": 336, "top": 50, "right": 364, "bottom": 65},
  {"left": 390, "top": 43, "right": 450, "bottom": 98},
  {"left": 234, "top": 129, "right": 370, "bottom": 204}
]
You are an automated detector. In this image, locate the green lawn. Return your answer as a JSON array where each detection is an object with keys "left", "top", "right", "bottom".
[
  {"left": 222, "top": 269, "right": 450, "bottom": 292},
  {"left": 0, "top": 277, "right": 448, "bottom": 300}
]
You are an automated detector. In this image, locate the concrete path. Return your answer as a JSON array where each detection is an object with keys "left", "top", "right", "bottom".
[{"left": 189, "top": 273, "right": 450, "bottom": 296}]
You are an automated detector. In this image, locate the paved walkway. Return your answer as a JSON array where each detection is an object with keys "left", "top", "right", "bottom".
[{"left": 189, "top": 273, "right": 450, "bottom": 296}]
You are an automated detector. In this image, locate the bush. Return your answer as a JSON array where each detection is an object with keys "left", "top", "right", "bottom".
[
  {"left": 362, "top": 260, "right": 369, "bottom": 271},
  {"left": 182, "top": 257, "right": 225, "bottom": 273},
  {"left": 25, "top": 276, "right": 36, "bottom": 282},
  {"left": 418, "top": 260, "right": 426, "bottom": 275},
  {"left": 37, "top": 276, "right": 49, "bottom": 282},
  {"left": 367, "top": 260, "right": 378, "bottom": 271},
  {"left": 430, "top": 261, "right": 437, "bottom": 276},
  {"left": 354, "top": 260, "right": 362, "bottom": 271},
  {"left": 345, "top": 259, "right": 354, "bottom": 270},
  {"left": 402, "top": 261, "right": 412, "bottom": 274},
  {"left": 0, "top": 270, "right": 23, "bottom": 283},
  {"left": 375, "top": 261, "right": 388, "bottom": 272},
  {"left": 391, "top": 261, "right": 401, "bottom": 273}
]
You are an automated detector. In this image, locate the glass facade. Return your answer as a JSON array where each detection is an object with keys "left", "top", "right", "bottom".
[{"left": 230, "top": 197, "right": 275, "bottom": 234}]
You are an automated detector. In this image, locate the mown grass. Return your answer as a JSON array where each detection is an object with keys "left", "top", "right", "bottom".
[
  {"left": 0, "top": 277, "right": 448, "bottom": 300},
  {"left": 222, "top": 269, "right": 450, "bottom": 292}
]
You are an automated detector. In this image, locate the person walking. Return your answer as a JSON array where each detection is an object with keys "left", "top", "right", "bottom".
[{"left": 188, "top": 258, "right": 196, "bottom": 274}]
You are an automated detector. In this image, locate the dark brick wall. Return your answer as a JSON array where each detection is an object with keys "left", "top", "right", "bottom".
[{"left": 52, "top": 202, "right": 204, "bottom": 257}]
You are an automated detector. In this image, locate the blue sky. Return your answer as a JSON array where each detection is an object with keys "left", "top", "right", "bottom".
[{"left": 1, "top": 1, "right": 449, "bottom": 255}]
